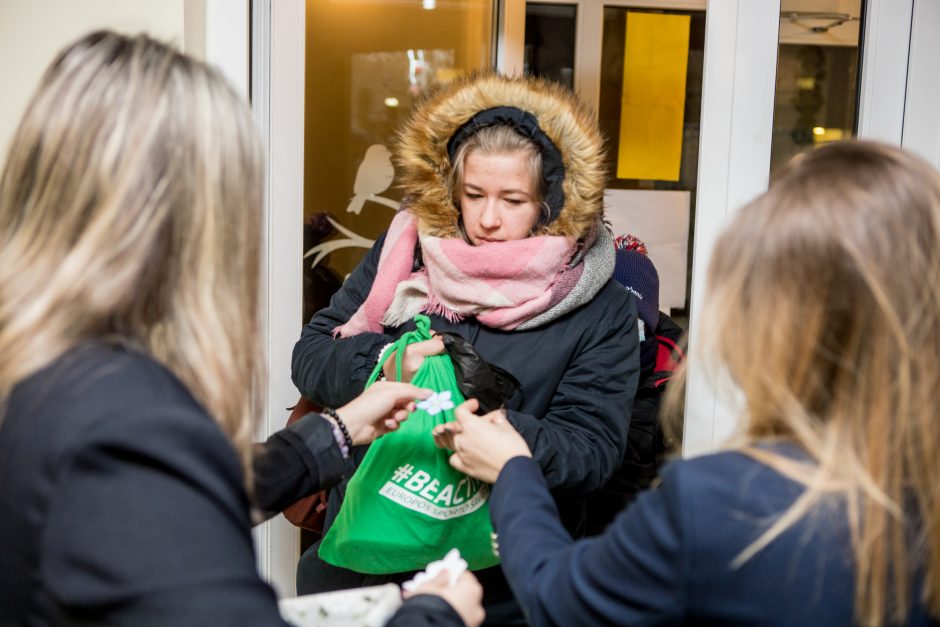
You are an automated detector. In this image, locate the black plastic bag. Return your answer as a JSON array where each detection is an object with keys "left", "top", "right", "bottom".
[{"left": 438, "top": 332, "right": 521, "bottom": 414}]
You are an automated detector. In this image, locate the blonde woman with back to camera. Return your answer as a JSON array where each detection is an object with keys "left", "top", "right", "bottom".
[
  {"left": 0, "top": 31, "right": 483, "bottom": 626},
  {"left": 435, "top": 141, "right": 940, "bottom": 625}
]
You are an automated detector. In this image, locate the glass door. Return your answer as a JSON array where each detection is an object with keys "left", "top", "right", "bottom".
[
  {"left": 300, "top": 0, "right": 497, "bottom": 549},
  {"left": 502, "top": 0, "right": 709, "bottom": 449},
  {"left": 771, "top": 1, "right": 864, "bottom": 176},
  {"left": 498, "top": 0, "right": 895, "bottom": 456},
  {"left": 595, "top": 5, "right": 705, "bottom": 328},
  {"left": 303, "top": 0, "right": 496, "bottom": 304},
  {"left": 251, "top": 0, "right": 498, "bottom": 595},
  {"left": 522, "top": 1, "right": 706, "bottom": 328},
  {"left": 254, "top": 0, "right": 921, "bottom": 593}
]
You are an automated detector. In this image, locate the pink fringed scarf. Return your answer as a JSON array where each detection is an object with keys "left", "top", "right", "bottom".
[{"left": 334, "top": 210, "right": 582, "bottom": 336}]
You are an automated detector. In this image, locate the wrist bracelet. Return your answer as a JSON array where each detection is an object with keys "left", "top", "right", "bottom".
[
  {"left": 323, "top": 407, "right": 353, "bottom": 455},
  {"left": 326, "top": 421, "right": 349, "bottom": 459}
]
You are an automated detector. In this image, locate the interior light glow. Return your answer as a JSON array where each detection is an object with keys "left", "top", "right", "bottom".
[
  {"left": 812, "top": 126, "right": 826, "bottom": 136},
  {"left": 384, "top": 97, "right": 400, "bottom": 108},
  {"left": 797, "top": 77, "right": 815, "bottom": 90}
]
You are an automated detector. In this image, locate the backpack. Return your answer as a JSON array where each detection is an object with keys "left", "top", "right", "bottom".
[{"left": 281, "top": 396, "right": 330, "bottom": 535}]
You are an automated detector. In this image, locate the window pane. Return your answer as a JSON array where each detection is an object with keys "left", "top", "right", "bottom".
[
  {"left": 598, "top": 7, "right": 706, "bottom": 323},
  {"left": 304, "top": 0, "right": 495, "bottom": 322},
  {"left": 771, "top": 1, "right": 864, "bottom": 177},
  {"left": 524, "top": 3, "right": 577, "bottom": 89}
]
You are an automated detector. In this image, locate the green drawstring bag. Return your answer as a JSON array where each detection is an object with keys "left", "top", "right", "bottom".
[{"left": 318, "top": 315, "right": 500, "bottom": 574}]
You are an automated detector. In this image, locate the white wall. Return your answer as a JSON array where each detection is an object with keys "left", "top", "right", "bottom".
[
  {"left": 204, "top": 0, "right": 248, "bottom": 100},
  {"left": 0, "top": 0, "right": 194, "bottom": 165},
  {"left": 902, "top": 0, "right": 940, "bottom": 171},
  {"left": 0, "top": 0, "right": 276, "bottom": 593},
  {"left": 681, "top": 0, "right": 781, "bottom": 457}
]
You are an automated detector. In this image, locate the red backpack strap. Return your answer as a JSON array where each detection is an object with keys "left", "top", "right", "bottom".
[{"left": 652, "top": 335, "right": 685, "bottom": 388}]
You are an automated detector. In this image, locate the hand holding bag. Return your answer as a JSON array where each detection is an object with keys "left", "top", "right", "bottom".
[{"left": 318, "top": 315, "right": 501, "bottom": 574}]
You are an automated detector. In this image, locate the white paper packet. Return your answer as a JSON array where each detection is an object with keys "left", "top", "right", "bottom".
[
  {"left": 279, "top": 583, "right": 402, "bottom": 627},
  {"left": 401, "top": 548, "right": 468, "bottom": 592}
]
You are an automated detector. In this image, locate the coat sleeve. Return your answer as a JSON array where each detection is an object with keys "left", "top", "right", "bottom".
[
  {"left": 291, "top": 233, "right": 396, "bottom": 408},
  {"left": 251, "top": 412, "right": 349, "bottom": 519},
  {"left": 505, "top": 287, "right": 640, "bottom": 493},
  {"left": 488, "top": 456, "right": 687, "bottom": 627},
  {"left": 39, "top": 401, "right": 287, "bottom": 625},
  {"left": 388, "top": 595, "right": 468, "bottom": 627}
]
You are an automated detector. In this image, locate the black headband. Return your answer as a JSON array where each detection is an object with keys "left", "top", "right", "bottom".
[{"left": 446, "top": 106, "right": 566, "bottom": 224}]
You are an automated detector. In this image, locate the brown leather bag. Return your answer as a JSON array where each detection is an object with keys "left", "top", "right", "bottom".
[{"left": 281, "top": 396, "right": 329, "bottom": 534}]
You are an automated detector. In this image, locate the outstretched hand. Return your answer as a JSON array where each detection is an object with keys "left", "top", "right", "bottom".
[
  {"left": 382, "top": 337, "right": 445, "bottom": 383},
  {"left": 334, "top": 381, "right": 432, "bottom": 445},
  {"left": 432, "top": 399, "right": 532, "bottom": 484}
]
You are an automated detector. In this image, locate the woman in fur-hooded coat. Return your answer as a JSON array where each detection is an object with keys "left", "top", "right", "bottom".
[{"left": 291, "top": 73, "right": 640, "bottom": 623}]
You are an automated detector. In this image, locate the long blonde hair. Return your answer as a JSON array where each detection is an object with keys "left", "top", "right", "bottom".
[
  {"left": 0, "top": 31, "right": 265, "bottom": 477},
  {"left": 689, "top": 141, "right": 940, "bottom": 624}
]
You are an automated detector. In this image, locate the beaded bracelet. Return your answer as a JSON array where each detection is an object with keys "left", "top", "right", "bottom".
[
  {"left": 326, "top": 421, "right": 349, "bottom": 459},
  {"left": 322, "top": 407, "right": 353, "bottom": 458},
  {"left": 376, "top": 342, "right": 396, "bottom": 363},
  {"left": 375, "top": 342, "right": 395, "bottom": 381}
]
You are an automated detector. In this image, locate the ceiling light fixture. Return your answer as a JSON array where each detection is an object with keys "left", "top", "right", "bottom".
[{"left": 784, "top": 11, "right": 859, "bottom": 34}]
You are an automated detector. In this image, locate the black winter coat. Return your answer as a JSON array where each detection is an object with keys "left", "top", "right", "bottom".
[
  {"left": 292, "top": 234, "right": 639, "bottom": 623},
  {"left": 292, "top": 233, "right": 641, "bottom": 531},
  {"left": 585, "top": 312, "right": 685, "bottom": 533}
]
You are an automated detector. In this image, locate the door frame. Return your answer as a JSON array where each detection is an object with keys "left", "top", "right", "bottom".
[
  {"left": 234, "top": 0, "right": 923, "bottom": 594},
  {"left": 246, "top": 0, "right": 306, "bottom": 598},
  {"left": 856, "top": 0, "right": 914, "bottom": 145},
  {"left": 901, "top": 0, "right": 940, "bottom": 170},
  {"left": 497, "top": 0, "right": 707, "bottom": 112}
]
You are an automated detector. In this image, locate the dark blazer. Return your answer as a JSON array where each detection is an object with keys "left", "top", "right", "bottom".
[
  {"left": 490, "top": 453, "right": 937, "bottom": 626},
  {"left": 252, "top": 404, "right": 348, "bottom": 519},
  {"left": 0, "top": 342, "right": 462, "bottom": 626}
]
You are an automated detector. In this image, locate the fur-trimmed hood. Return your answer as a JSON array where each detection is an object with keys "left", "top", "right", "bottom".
[{"left": 394, "top": 72, "right": 607, "bottom": 242}]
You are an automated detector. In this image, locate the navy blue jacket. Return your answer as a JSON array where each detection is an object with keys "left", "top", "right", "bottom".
[
  {"left": 491, "top": 454, "right": 938, "bottom": 626},
  {"left": 0, "top": 343, "right": 463, "bottom": 626}
]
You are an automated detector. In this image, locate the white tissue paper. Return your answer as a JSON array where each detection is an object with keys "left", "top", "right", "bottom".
[
  {"left": 401, "top": 548, "right": 468, "bottom": 592},
  {"left": 279, "top": 583, "right": 402, "bottom": 627}
]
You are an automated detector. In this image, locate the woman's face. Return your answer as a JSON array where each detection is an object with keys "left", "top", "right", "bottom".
[{"left": 459, "top": 150, "right": 541, "bottom": 245}]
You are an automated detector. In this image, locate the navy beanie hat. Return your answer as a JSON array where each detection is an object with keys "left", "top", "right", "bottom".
[{"left": 612, "top": 235, "right": 660, "bottom": 331}]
